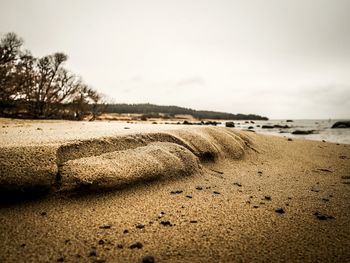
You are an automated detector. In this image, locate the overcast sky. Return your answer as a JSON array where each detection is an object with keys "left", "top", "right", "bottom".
[{"left": 1, "top": 0, "right": 350, "bottom": 119}]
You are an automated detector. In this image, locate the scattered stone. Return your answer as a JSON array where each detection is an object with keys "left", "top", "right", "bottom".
[
  {"left": 275, "top": 208, "right": 285, "bottom": 214},
  {"left": 20, "top": 244, "right": 26, "bottom": 248},
  {"left": 186, "top": 195, "right": 192, "bottom": 199},
  {"left": 318, "top": 168, "right": 332, "bottom": 173},
  {"left": 264, "top": 196, "right": 271, "bottom": 201},
  {"left": 142, "top": 255, "right": 155, "bottom": 263},
  {"left": 292, "top": 130, "right": 314, "bottom": 135},
  {"left": 117, "top": 244, "right": 123, "bottom": 249},
  {"left": 196, "top": 186, "right": 203, "bottom": 190},
  {"left": 124, "top": 127, "right": 130, "bottom": 129},
  {"left": 41, "top": 212, "right": 47, "bottom": 216},
  {"left": 57, "top": 257, "right": 64, "bottom": 262},
  {"left": 287, "top": 138, "right": 293, "bottom": 141},
  {"left": 213, "top": 191, "right": 221, "bottom": 195},
  {"left": 322, "top": 198, "right": 330, "bottom": 202},
  {"left": 98, "top": 239, "right": 105, "bottom": 245},
  {"left": 170, "top": 190, "right": 183, "bottom": 194},
  {"left": 130, "top": 242, "right": 143, "bottom": 249},
  {"left": 225, "top": 122, "right": 235, "bottom": 128},
  {"left": 89, "top": 251, "right": 97, "bottom": 257},
  {"left": 253, "top": 205, "right": 259, "bottom": 208},
  {"left": 190, "top": 220, "right": 198, "bottom": 223},
  {"left": 331, "top": 121, "right": 350, "bottom": 129},
  {"left": 123, "top": 229, "right": 129, "bottom": 234},
  {"left": 136, "top": 224, "right": 145, "bottom": 229},
  {"left": 233, "top": 182, "right": 242, "bottom": 187},
  {"left": 257, "top": 171, "right": 263, "bottom": 175},
  {"left": 314, "top": 212, "right": 335, "bottom": 220},
  {"left": 286, "top": 120, "right": 293, "bottom": 122},
  {"left": 36, "top": 127, "right": 43, "bottom": 131},
  {"left": 99, "top": 224, "right": 111, "bottom": 229},
  {"left": 160, "top": 221, "right": 172, "bottom": 226}
]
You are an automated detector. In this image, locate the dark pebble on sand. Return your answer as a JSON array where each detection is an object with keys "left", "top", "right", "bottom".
[
  {"left": 89, "top": 251, "right": 97, "bottom": 257},
  {"left": 275, "top": 208, "right": 285, "bottom": 214},
  {"left": 170, "top": 190, "right": 183, "bottom": 194},
  {"left": 57, "top": 257, "right": 64, "bottom": 262},
  {"left": 253, "top": 205, "right": 259, "bottom": 208},
  {"left": 20, "top": 244, "right": 26, "bottom": 248},
  {"left": 233, "top": 182, "right": 242, "bottom": 187},
  {"left": 136, "top": 224, "right": 145, "bottom": 229},
  {"left": 314, "top": 212, "right": 334, "bottom": 220},
  {"left": 41, "top": 212, "right": 47, "bottom": 216},
  {"left": 322, "top": 198, "right": 330, "bottom": 202},
  {"left": 142, "top": 255, "right": 155, "bottom": 263},
  {"left": 123, "top": 229, "right": 129, "bottom": 234},
  {"left": 117, "top": 244, "right": 123, "bottom": 249},
  {"left": 190, "top": 220, "right": 198, "bottom": 223},
  {"left": 99, "top": 224, "right": 111, "bottom": 229},
  {"left": 213, "top": 191, "right": 221, "bottom": 194},
  {"left": 264, "top": 196, "right": 272, "bottom": 201},
  {"left": 98, "top": 239, "right": 105, "bottom": 245},
  {"left": 160, "top": 220, "right": 172, "bottom": 226},
  {"left": 186, "top": 195, "right": 192, "bottom": 199},
  {"left": 288, "top": 138, "right": 293, "bottom": 141},
  {"left": 196, "top": 186, "right": 203, "bottom": 190},
  {"left": 130, "top": 242, "right": 143, "bottom": 249}
]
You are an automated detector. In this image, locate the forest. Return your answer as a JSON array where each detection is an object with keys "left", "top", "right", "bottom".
[{"left": 0, "top": 32, "right": 101, "bottom": 120}]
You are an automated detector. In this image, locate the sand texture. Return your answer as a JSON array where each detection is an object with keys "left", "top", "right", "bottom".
[{"left": 0, "top": 120, "right": 350, "bottom": 262}]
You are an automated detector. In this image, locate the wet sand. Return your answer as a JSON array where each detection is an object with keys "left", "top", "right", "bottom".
[{"left": 0, "top": 119, "right": 350, "bottom": 262}]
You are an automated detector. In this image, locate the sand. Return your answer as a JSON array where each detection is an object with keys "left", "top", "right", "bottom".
[{"left": 0, "top": 119, "right": 350, "bottom": 262}]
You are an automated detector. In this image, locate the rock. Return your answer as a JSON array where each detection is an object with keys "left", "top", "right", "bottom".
[
  {"left": 186, "top": 195, "right": 192, "bottom": 198},
  {"left": 170, "top": 190, "right": 183, "bottom": 194},
  {"left": 142, "top": 256, "right": 155, "bottom": 263},
  {"left": 41, "top": 212, "right": 47, "bottom": 216},
  {"left": 117, "top": 244, "right": 123, "bottom": 249},
  {"left": 190, "top": 220, "right": 198, "bottom": 223},
  {"left": 275, "top": 208, "right": 285, "bottom": 214},
  {"left": 233, "top": 182, "right": 242, "bottom": 187},
  {"left": 99, "top": 224, "right": 111, "bottom": 229},
  {"left": 98, "top": 239, "right": 105, "bottom": 245},
  {"left": 314, "top": 212, "right": 334, "bottom": 220},
  {"left": 136, "top": 224, "right": 145, "bottom": 229},
  {"left": 262, "top": 125, "right": 274, "bottom": 129},
  {"left": 287, "top": 138, "right": 293, "bottom": 141},
  {"left": 264, "top": 196, "right": 271, "bottom": 201},
  {"left": 195, "top": 186, "right": 203, "bottom": 190},
  {"left": 160, "top": 220, "right": 172, "bottom": 226},
  {"left": 292, "top": 130, "right": 314, "bottom": 135},
  {"left": 129, "top": 242, "right": 143, "bottom": 249},
  {"left": 273, "top": 125, "right": 290, "bottom": 129},
  {"left": 286, "top": 120, "right": 293, "bottom": 122},
  {"left": 57, "top": 257, "right": 64, "bottom": 262},
  {"left": 89, "top": 251, "right": 97, "bottom": 257},
  {"left": 331, "top": 121, "right": 350, "bottom": 128},
  {"left": 248, "top": 126, "right": 254, "bottom": 129},
  {"left": 123, "top": 229, "right": 129, "bottom": 234},
  {"left": 225, "top": 122, "right": 235, "bottom": 128},
  {"left": 213, "top": 191, "right": 221, "bottom": 194}
]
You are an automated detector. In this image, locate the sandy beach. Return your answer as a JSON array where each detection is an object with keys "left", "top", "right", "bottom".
[{"left": 0, "top": 119, "right": 349, "bottom": 262}]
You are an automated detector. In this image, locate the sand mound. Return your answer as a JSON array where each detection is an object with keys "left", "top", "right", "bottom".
[{"left": 0, "top": 127, "right": 254, "bottom": 192}]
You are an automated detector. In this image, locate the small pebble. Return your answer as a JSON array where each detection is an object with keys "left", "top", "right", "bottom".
[
  {"left": 196, "top": 186, "right": 203, "bottom": 190},
  {"left": 99, "top": 224, "right": 111, "bottom": 229},
  {"left": 117, "top": 244, "right": 123, "bottom": 249},
  {"left": 129, "top": 242, "right": 143, "bottom": 249},
  {"left": 213, "top": 191, "right": 221, "bottom": 195},
  {"left": 186, "top": 195, "right": 192, "bottom": 199},
  {"left": 288, "top": 138, "right": 293, "bottom": 141},
  {"left": 160, "top": 221, "right": 172, "bottom": 226},
  {"left": 123, "top": 229, "right": 129, "bottom": 234},
  {"left": 41, "top": 212, "right": 47, "bottom": 216},
  {"left": 57, "top": 257, "right": 64, "bottom": 262},
  {"left": 233, "top": 182, "right": 242, "bottom": 187},
  {"left": 136, "top": 224, "right": 145, "bottom": 229},
  {"left": 142, "top": 255, "right": 155, "bottom": 263},
  {"left": 275, "top": 208, "right": 285, "bottom": 214},
  {"left": 190, "top": 220, "right": 198, "bottom": 223},
  {"left": 264, "top": 196, "right": 271, "bottom": 201}
]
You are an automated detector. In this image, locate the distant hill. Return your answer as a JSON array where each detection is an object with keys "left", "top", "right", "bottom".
[{"left": 103, "top": 103, "right": 268, "bottom": 120}]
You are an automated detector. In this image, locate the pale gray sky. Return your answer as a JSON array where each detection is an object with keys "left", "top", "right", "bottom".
[{"left": 1, "top": 0, "right": 350, "bottom": 119}]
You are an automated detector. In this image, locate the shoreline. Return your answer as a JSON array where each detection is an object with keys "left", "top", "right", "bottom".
[{"left": 0, "top": 120, "right": 350, "bottom": 262}]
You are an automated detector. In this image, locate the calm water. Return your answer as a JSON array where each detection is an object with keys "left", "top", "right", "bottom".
[{"left": 233, "top": 119, "right": 350, "bottom": 144}]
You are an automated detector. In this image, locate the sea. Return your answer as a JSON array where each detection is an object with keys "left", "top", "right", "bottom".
[{"left": 232, "top": 119, "right": 350, "bottom": 145}]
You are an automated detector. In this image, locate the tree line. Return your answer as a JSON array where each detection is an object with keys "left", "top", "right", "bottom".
[
  {"left": 104, "top": 103, "right": 269, "bottom": 120},
  {"left": 0, "top": 32, "right": 101, "bottom": 120}
]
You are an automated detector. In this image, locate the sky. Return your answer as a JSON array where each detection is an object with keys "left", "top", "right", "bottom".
[{"left": 1, "top": 0, "right": 350, "bottom": 119}]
